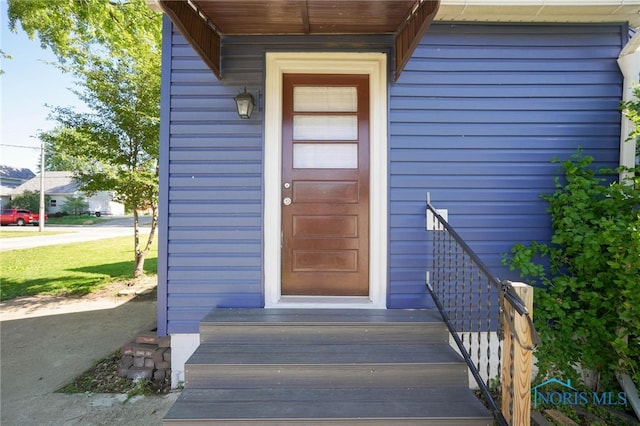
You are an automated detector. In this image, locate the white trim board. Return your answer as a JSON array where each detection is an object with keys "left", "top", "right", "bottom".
[
  {"left": 437, "top": 0, "right": 640, "bottom": 26},
  {"left": 264, "top": 52, "right": 388, "bottom": 309}
]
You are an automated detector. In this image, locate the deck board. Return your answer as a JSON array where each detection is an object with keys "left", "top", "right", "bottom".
[
  {"left": 166, "top": 388, "right": 492, "bottom": 421},
  {"left": 185, "top": 363, "right": 468, "bottom": 389},
  {"left": 187, "top": 342, "right": 462, "bottom": 364},
  {"left": 200, "top": 308, "right": 444, "bottom": 324},
  {"left": 200, "top": 323, "right": 447, "bottom": 344}
]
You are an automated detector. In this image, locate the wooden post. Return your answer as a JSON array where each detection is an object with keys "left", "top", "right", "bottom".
[{"left": 501, "top": 282, "right": 534, "bottom": 425}]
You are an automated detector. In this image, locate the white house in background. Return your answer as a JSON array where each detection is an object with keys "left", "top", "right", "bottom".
[{"left": 11, "top": 171, "right": 125, "bottom": 216}]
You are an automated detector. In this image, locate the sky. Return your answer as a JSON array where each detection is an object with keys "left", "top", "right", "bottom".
[{"left": 1, "top": 0, "right": 85, "bottom": 173}]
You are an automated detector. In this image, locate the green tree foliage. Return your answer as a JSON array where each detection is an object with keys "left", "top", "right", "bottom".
[
  {"left": 8, "top": 190, "right": 49, "bottom": 213},
  {"left": 504, "top": 152, "right": 640, "bottom": 389},
  {"left": 38, "top": 128, "right": 91, "bottom": 172},
  {"left": 8, "top": 0, "right": 162, "bottom": 277},
  {"left": 61, "top": 195, "right": 89, "bottom": 216}
]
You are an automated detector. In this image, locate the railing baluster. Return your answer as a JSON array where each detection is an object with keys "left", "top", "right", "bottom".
[
  {"left": 454, "top": 232, "right": 460, "bottom": 330},
  {"left": 461, "top": 241, "right": 468, "bottom": 356},
  {"left": 485, "top": 274, "right": 492, "bottom": 385}
]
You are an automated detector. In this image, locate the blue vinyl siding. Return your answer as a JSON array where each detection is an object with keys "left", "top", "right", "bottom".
[
  {"left": 387, "top": 23, "right": 625, "bottom": 308},
  {"left": 159, "top": 18, "right": 626, "bottom": 333}
]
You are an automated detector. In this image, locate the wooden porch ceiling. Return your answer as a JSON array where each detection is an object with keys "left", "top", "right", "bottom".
[{"left": 156, "top": 0, "right": 440, "bottom": 80}]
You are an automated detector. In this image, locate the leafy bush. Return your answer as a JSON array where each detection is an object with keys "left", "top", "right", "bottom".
[
  {"left": 7, "top": 190, "right": 49, "bottom": 213},
  {"left": 61, "top": 195, "right": 89, "bottom": 215},
  {"left": 504, "top": 151, "right": 640, "bottom": 389}
]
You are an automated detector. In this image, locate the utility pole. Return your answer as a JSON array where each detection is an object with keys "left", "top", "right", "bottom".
[{"left": 39, "top": 142, "right": 46, "bottom": 232}]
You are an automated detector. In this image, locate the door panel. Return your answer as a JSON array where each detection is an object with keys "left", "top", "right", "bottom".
[
  {"left": 293, "top": 181, "right": 359, "bottom": 204},
  {"left": 293, "top": 215, "right": 358, "bottom": 238},
  {"left": 281, "top": 73, "right": 370, "bottom": 296}
]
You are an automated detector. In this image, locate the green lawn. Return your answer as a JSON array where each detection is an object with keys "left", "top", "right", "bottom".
[{"left": 0, "top": 236, "right": 158, "bottom": 301}]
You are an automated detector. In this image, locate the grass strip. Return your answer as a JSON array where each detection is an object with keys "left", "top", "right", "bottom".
[{"left": 0, "top": 236, "right": 157, "bottom": 301}]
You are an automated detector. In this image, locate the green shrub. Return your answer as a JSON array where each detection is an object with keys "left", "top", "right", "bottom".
[
  {"left": 61, "top": 195, "right": 89, "bottom": 215},
  {"left": 7, "top": 190, "right": 50, "bottom": 213},
  {"left": 504, "top": 151, "right": 640, "bottom": 390}
]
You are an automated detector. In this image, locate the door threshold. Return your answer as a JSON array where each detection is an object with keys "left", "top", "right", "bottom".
[{"left": 268, "top": 296, "right": 384, "bottom": 309}]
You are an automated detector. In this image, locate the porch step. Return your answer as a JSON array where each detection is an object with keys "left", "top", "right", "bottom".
[
  {"left": 198, "top": 308, "right": 449, "bottom": 344},
  {"left": 165, "top": 388, "right": 492, "bottom": 425},
  {"left": 163, "top": 309, "right": 493, "bottom": 425},
  {"left": 185, "top": 342, "right": 467, "bottom": 389}
]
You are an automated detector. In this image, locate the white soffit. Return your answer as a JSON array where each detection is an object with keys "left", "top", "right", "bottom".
[{"left": 438, "top": 1, "right": 640, "bottom": 26}]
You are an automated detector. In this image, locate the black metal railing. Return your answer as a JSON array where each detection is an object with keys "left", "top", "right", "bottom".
[{"left": 425, "top": 195, "right": 538, "bottom": 426}]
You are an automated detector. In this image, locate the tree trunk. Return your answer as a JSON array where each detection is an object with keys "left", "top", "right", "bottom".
[
  {"left": 132, "top": 206, "right": 159, "bottom": 278},
  {"left": 134, "top": 250, "right": 146, "bottom": 278},
  {"left": 133, "top": 209, "right": 142, "bottom": 277}
]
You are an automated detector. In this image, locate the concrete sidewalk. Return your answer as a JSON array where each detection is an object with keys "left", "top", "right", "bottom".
[{"left": 0, "top": 291, "right": 178, "bottom": 425}]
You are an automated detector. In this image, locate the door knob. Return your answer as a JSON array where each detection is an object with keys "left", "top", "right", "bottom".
[
  {"left": 283, "top": 182, "right": 291, "bottom": 189},
  {"left": 283, "top": 197, "right": 292, "bottom": 206}
]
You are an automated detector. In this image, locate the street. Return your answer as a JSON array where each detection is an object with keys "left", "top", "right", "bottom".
[{"left": 0, "top": 217, "right": 152, "bottom": 251}]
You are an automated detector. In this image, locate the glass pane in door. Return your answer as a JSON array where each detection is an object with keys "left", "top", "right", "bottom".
[
  {"left": 293, "top": 87, "right": 357, "bottom": 112},
  {"left": 293, "top": 143, "right": 358, "bottom": 169},
  {"left": 293, "top": 115, "right": 357, "bottom": 140}
]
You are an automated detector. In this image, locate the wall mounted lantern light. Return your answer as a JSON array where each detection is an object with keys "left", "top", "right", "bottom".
[{"left": 234, "top": 87, "right": 255, "bottom": 119}]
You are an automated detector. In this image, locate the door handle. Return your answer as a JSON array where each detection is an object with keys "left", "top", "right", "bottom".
[{"left": 283, "top": 197, "right": 292, "bottom": 206}]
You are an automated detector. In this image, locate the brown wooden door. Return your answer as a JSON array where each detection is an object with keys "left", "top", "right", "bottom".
[{"left": 281, "top": 74, "right": 370, "bottom": 296}]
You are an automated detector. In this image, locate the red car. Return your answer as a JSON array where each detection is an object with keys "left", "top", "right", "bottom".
[{"left": 0, "top": 209, "right": 47, "bottom": 226}]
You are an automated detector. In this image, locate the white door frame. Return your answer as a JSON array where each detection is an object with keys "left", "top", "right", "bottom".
[{"left": 264, "top": 52, "right": 388, "bottom": 308}]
